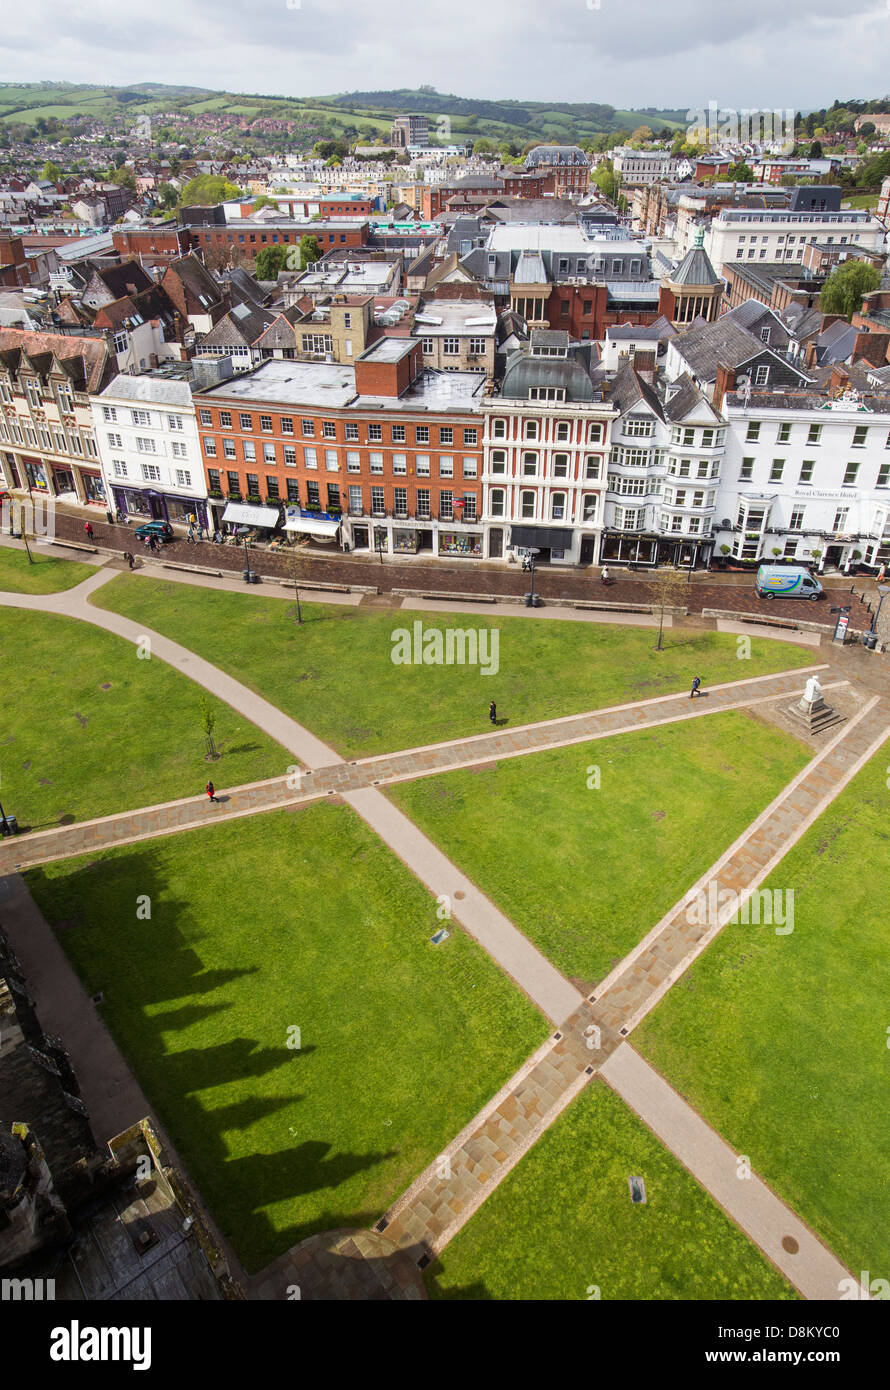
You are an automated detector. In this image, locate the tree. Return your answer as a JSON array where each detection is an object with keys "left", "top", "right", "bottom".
[
  {"left": 297, "top": 234, "right": 321, "bottom": 269},
  {"left": 111, "top": 166, "right": 137, "bottom": 192},
  {"left": 591, "top": 159, "right": 620, "bottom": 203},
  {"left": 820, "top": 259, "right": 881, "bottom": 320},
  {"left": 252, "top": 194, "right": 280, "bottom": 211},
  {"left": 726, "top": 161, "right": 754, "bottom": 182},
  {"left": 200, "top": 695, "right": 219, "bottom": 760},
  {"left": 254, "top": 244, "right": 289, "bottom": 280},
  {"left": 157, "top": 182, "right": 178, "bottom": 210},
  {"left": 286, "top": 545, "right": 304, "bottom": 625},
  {"left": 647, "top": 568, "right": 689, "bottom": 651},
  {"left": 179, "top": 174, "right": 241, "bottom": 205},
  {"left": 809, "top": 140, "right": 823, "bottom": 159},
  {"left": 41, "top": 160, "right": 61, "bottom": 183},
  {"left": 629, "top": 125, "right": 653, "bottom": 145}
]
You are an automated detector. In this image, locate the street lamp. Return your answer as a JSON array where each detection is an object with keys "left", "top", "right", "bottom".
[
  {"left": 524, "top": 547, "right": 541, "bottom": 607},
  {"left": 375, "top": 528, "right": 386, "bottom": 565},
  {"left": 242, "top": 534, "right": 254, "bottom": 584},
  {"left": 871, "top": 583, "right": 890, "bottom": 634}
]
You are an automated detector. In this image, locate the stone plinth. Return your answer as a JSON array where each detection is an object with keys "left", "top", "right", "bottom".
[{"left": 787, "top": 677, "right": 845, "bottom": 735}]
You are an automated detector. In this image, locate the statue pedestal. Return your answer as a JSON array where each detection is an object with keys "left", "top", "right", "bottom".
[{"left": 787, "top": 690, "right": 844, "bottom": 736}]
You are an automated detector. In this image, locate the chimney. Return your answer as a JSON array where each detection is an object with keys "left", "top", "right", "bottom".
[
  {"left": 829, "top": 363, "right": 850, "bottom": 396},
  {"left": 713, "top": 360, "right": 736, "bottom": 410},
  {"left": 804, "top": 338, "right": 819, "bottom": 370},
  {"left": 633, "top": 349, "right": 656, "bottom": 382}
]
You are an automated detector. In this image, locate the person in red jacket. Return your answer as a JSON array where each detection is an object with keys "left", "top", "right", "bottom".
[{"left": 205, "top": 781, "right": 218, "bottom": 803}]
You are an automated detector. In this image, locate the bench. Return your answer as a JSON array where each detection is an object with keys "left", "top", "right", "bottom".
[
  {"left": 574, "top": 600, "right": 687, "bottom": 616},
  {"left": 277, "top": 578, "right": 352, "bottom": 594},
  {"left": 393, "top": 588, "right": 498, "bottom": 604},
  {"left": 161, "top": 562, "right": 225, "bottom": 578},
  {"left": 49, "top": 539, "right": 99, "bottom": 555}
]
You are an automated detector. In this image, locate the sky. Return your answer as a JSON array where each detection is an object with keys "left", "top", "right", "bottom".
[{"left": 1, "top": 0, "right": 889, "bottom": 111}]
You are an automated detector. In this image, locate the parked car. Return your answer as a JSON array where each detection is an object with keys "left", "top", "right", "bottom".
[
  {"left": 133, "top": 521, "right": 174, "bottom": 543},
  {"left": 755, "top": 564, "right": 824, "bottom": 601}
]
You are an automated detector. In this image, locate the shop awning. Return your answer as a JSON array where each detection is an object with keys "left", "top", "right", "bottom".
[
  {"left": 284, "top": 514, "right": 340, "bottom": 538},
  {"left": 222, "top": 502, "right": 280, "bottom": 527},
  {"left": 510, "top": 525, "right": 574, "bottom": 549}
]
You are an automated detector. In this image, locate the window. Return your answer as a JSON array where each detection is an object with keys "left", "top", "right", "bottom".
[
  {"left": 141, "top": 463, "right": 161, "bottom": 482},
  {"left": 490, "top": 488, "right": 505, "bottom": 518},
  {"left": 490, "top": 450, "right": 507, "bottom": 475},
  {"left": 746, "top": 422, "right": 761, "bottom": 442},
  {"left": 240, "top": 413, "right": 253, "bottom": 430},
  {"left": 204, "top": 437, "right": 217, "bottom": 457},
  {"left": 284, "top": 446, "right": 297, "bottom": 466},
  {"left": 807, "top": 423, "right": 822, "bottom": 445},
  {"left": 131, "top": 409, "right": 151, "bottom": 427},
  {"left": 789, "top": 508, "right": 805, "bottom": 531},
  {"left": 416, "top": 425, "right": 430, "bottom": 443},
  {"left": 417, "top": 488, "right": 431, "bottom": 519},
  {"left": 520, "top": 490, "right": 535, "bottom": 519},
  {"left": 243, "top": 441, "right": 256, "bottom": 462},
  {"left": 843, "top": 462, "right": 859, "bottom": 486},
  {"left": 368, "top": 424, "right": 383, "bottom": 442},
  {"left": 440, "top": 427, "right": 454, "bottom": 445},
  {"left": 878, "top": 463, "right": 890, "bottom": 488},
  {"left": 799, "top": 459, "right": 815, "bottom": 484},
  {"left": 469, "top": 338, "right": 486, "bottom": 356},
  {"left": 135, "top": 437, "right": 156, "bottom": 454},
  {"left": 107, "top": 431, "right": 122, "bottom": 448},
  {"left": 522, "top": 452, "right": 537, "bottom": 477},
  {"left": 852, "top": 425, "right": 868, "bottom": 447},
  {"left": 442, "top": 337, "right": 460, "bottom": 356},
  {"left": 492, "top": 419, "right": 506, "bottom": 439},
  {"left": 760, "top": 327, "right": 771, "bottom": 343},
  {"left": 302, "top": 419, "right": 315, "bottom": 437},
  {"left": 219, "top": 411, "right": 232, "bottom": 429},
  {"left": 439, "top": 456, "right": 454, "bottom": 478},
  {"left": 551, "top": 492, "right": 566, "bottom": 520},
  {"left": 306, "top": 481, "right": 320, "bottom": 508},
  {"left": 464, "top": 428, "right": 478, "bottom": 445},
  {"left": 287, "top": 479, "right": 300, "bottom": 504},
  {"left": 281, "top": 417, "right": 294, "bottom": 435},
  {"left": 322, "top": 421, "right": 337, "bottom": 439},
  {"left": 462, "top": 495, "right": 477, "bottom": 522},
  {"left": 584, "top": 456, "right": 600, "bottom": 480},
  {"left": 345, "top": 422, "right": 359, "bottom": 441},
  {"left": 392, "top": 424, "right": 406, "bottom": 443},
  {"left": 175, "top": 469, "right": 192, "bottom": 488},
  {"left": 266, "top": 476, "right": 279, "bottom": 499},
  {"left": 393, "top": 487, "right": 408, "bottom": 518},
  {"left": 552, "top": 454, "right": 569, "bottom": 478},
  {"left": 420, "top": 336, "right": 434, "bottom": 354},
  {"left": 625, "top": 418, "right": 653, "bottom": 438},
  {"left": 582, "top": 494, "right": 597, "bottom": 521},
  {"left": 171, "top": 441, "right": 187, "bottom": 459},
  {"left": 462, "top": 457, "right": 477, "bottom": 478},
  {"left": 587, "top": 423, "right": 602, "bottom": 444},
  {"left": 754, "top": 365, "right": 770, "bottom": 386},
  {"left": 523, "top": 421, "right": 538, "bottom": 440},
  {"left": 416, "top": 455, "right": 431, "bottom": 476},
  {"left": 260, "top": 415, "right": 273, "bottom": 433},
  {"left": 227, "top": 471, "right": 240, "bottom": 494},
  {"left": 555, "top": 421, "right": 571, "bottom": 442},
  {"left": 833, "top": 507, "right": 850, "bottom": 531},
  {"left": 346, "top": 451, "right": 360, "bottom": 472},
  {"left": 769, "top": 459, "right": 784, "bottom": 482},
  {"left": 777, "top": 423, "right": 791, "bottom": 443},
  {"left": 224, "top": 440, "right": 237, "bottom": 460},
  {"left": 348, "top": 485, "right": 363, "bottom": 514},
  {"left": 102, "top": 406, "right": 118, "bottom": 423},
  {"left": 112, "top": 459, "right": 127, "bottom": 477},
  {"left": 264, "top": 443, "right": 276, "bottom": 464},
  {"left": 304, "top": 447, "right": 317, "bottom": 469},
  {"left": 369, "top": 453, "right": 384, "bottom": 474},
  {"left": 439, "top": 491, "right": 453, "bottom": 520}
]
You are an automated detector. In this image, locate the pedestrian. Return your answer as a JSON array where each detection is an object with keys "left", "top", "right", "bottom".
[
  {"left": 690, "top": 676, "right": 702, "bottom": 699},
  {"left": 122, "top": 551, "right": 134, "bottom": 570},
  {"left": 187, "top": 524, "right": 197, "bottom": 545},
  {"left": 84, "top": 520, "right": 94, "bottom": 541},
  {"left": 205, "top": 781, "right": 218, "bottom": 803},
  {"left": 878, "top": 563, "right": 887, "bottom": 585},
  {"left": 197, "top": 523, "right": 205, "bottom": 541},
  {"left": 105, "top": 509, "right": 114, "bottom": 526},
  {"left": 601, "top": 565, "right": 610, "bottom": 586},
  {"left": 489, "top": 700, "right": 497, "bottom": 724}
]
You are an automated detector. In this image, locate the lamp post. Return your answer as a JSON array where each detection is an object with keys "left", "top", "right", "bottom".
[
  {"left": 375, "top": 528, "right": 386, "bottom": 565},
  {"left": 242, "top": 535, "right": 253, "bottom": 584},
  {"left": 870, "top": 583, "right": 890, "bottom": 634}
]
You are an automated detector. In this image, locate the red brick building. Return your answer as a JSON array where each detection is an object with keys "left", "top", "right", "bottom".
[
  {"left": 0, "top": 235, "right": 29, "bottom": 289},
  {"left": 110, "top": 226, "right": 194, "bottom": 264},
  {"left": 187, "top": 220, "right": 369, "bottom": 263},
  {"left": 194, "top": 341, "right": 487, "bottom": 557}
]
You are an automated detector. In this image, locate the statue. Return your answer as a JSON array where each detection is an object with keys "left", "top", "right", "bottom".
[{"left": 803, "top": 675, "right": 822, "bottom": 705}]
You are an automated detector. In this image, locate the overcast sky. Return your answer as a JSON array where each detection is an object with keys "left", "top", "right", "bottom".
[{"left": 2, "top": 0, "right": 889, "bottom": 111}]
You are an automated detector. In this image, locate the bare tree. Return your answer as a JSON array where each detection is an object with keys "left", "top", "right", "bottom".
[
  {"left": 647, "top": 567, "right": 688, "bottom": 651},
  {"left": 286, "top": 542, "right": 304, "bottom": 625}
]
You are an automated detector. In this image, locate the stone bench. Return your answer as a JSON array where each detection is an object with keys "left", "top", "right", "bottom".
[{"left": 393, "top": 588, "right": 498, "bottom": 604}]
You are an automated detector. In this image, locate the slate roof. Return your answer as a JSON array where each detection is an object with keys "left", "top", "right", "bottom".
[
  {"left": 610, "top": 359, "right": 664, "bottom": 419},
  {"left": 0, "top": 327, "right": 109, "bottom": 392},
  {"left": 663, "top": 371, "right": 722, "bottom": 423},
  {"left": 523, "top": 145, "right": 589, "bottom": 168},
  {"left": 672, "top": 316, "right": 808, "bottom": 383},
  {"left": 667, "top": 242, "right": 721, "bottom": 287}
]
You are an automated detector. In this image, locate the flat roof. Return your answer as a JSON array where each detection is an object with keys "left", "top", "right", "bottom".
[
  {"left": 360, "top": 337, "right": 417, "bottom": 363},
  {"left": 198, "top": 359, "right": 484, "bottom": 413}
]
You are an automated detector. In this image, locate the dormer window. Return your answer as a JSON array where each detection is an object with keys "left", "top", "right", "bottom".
[{"left": 26, "top": 380, "right": 42, "bottom": 410}]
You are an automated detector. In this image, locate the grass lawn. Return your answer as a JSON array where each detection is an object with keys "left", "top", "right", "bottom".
[
  {"left": 425, "top": 1081, "right": 794, "bottom": 1300},
  {"left": 0, "top": 546, "right": 98, "bottom": 593},
  {"left": 27, "top": 803, "right": 547, "bottom": 1274},
  {"left": 636, "top": 745, "right": 890, "bottom": 1279},
  {"left": 388, "top": 711, "right": 810, "bottom": 985},
  {"left": 92, "top": 575, "right": 815, "bottom": 759},
  {"left": 0, "top": 609, "right": 287, "bottom": 829}
]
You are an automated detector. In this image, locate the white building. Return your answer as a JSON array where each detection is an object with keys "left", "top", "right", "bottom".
[
  {"left": 704, "top": 207, "right": 886, "bottom": 277},
  {"left": 715, "top": 384, "right": 890, "bottom": 570},
  {"left": 91, "top": 373, "right": 208, "bottom": 530}
]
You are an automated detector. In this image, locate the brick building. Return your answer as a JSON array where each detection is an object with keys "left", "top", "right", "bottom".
[{"left": 187, "top": 220, "right": 369, "bottom": 262}]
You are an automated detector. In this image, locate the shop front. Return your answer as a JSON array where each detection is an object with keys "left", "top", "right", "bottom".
[
  {"left": 224, "top": 501, "right": 282, "bottom": 538},
  {"left": 114, "top": 487, "right": 210, "bottom": 529},
  {"left": 80, "top": 469, "right": 106, "bottom": 505},
  {"left": 283, "top": 509, "right": 341, "bottom": 545},
  {"left": 438, "top": 527, "right": 483, "bottom": 558},
  {"left": 509, "top": 524, "right": 575, "bottom": 565},
  {"left": 392, "top": 522, "right": 436, "bottom": 554}
]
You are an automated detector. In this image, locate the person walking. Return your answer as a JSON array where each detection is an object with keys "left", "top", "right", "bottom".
[
  {"left": 489, "top": 700, "right": 497, "bottom": 724},
  {"left": 601, "top": 566, "right": 610, "bottom": 586},
  {"left": 84, "top": 520, "right": 94, "bottom": 542},
  {"left": 878, "top": 563, "right": 886, "bottom": 585},
  {"left": 690, "top": 676, "right": 702, "bottom": 699},
  {"left": 205, "top": 781, "right": 218, "bottom": 803},
  {"left": 187, "top": 524, "right": 197, "bottom": 545}
]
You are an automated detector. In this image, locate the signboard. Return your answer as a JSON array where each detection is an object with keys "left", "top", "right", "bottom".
[{"left": 833, "top": 612, "right": 849, "bottom": 644}]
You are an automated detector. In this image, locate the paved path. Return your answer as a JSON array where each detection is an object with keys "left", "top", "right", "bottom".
[{"left": 600, "top": 1045, "right": 868, "bottom": 1301}]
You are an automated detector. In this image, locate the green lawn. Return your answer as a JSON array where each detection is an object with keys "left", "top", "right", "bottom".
[
  {"left": 636, "top": 745, "right": 890, "bottom": 1280},
  {"left": 0, "top": 547, "right": 97, "bottom": 593},
  {"left": 0, "top": 609, "right": 287, "bottom": 829},
  {"left": 388, "top": 712, "right": 810, "bottom": 985},
  {"left": 92, "top": 575, "right": 815, "bottom": 759},
  {"left": 27, "top": 804, "right": 547, "bottom": 1273},
  {"left": 425, "top": 1081, "right": 794, "bottom": 1300}
]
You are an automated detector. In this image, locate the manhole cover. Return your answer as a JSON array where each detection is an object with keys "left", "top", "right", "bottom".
[{"left": 781, "top": 1235, "right": 799, "bottom": 1254}]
